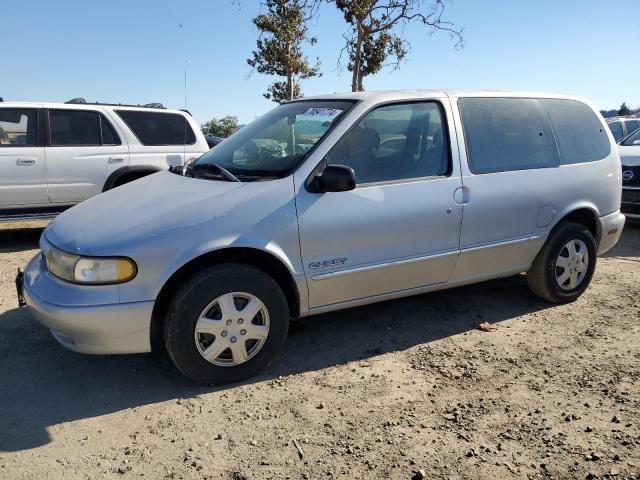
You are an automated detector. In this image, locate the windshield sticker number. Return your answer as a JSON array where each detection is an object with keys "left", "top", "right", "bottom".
[{"left": 303, "top": 108, "right": 342, "bottom": 118}]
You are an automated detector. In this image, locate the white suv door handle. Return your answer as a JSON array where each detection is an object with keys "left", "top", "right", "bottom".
[
  {"left": 108, "top": 157, "right": 124, "bottom": 164},
  {"left": 17, "top": 157, "right": 37, "bottom": 166}
]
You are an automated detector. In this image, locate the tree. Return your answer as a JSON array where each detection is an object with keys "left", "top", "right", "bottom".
[
  {"left": 248, "top": 0, "right": 321, "bottom": 103},
  {"left": 332, "top": 0, "right": 463, "bottom": 92},
  {"left": 201, "top": 116, "right": 240, "bottom": 138},
  {"left": 618, "top": 102, "right": 631, "bottom": 116}
]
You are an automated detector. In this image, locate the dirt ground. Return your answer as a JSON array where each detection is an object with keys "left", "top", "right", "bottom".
[{"left": 0, "top": 224, "right": 638, "bottom": 480}]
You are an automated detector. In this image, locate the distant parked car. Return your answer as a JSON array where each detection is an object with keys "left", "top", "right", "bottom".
[
  {"left": 619, "top": 128, "right": 640, "bottom": 221},
  {"left": 606, "top": 117, "right": 640, "bottom": 142},
  {"left": 0, "top": 98, "right": 208, "bottom": 224},
  {"left": 205, "top": 134, "right": 224, "bottom": 149},
  {"left": 18, "top": 89, "right": 625, "bottom": 385}
]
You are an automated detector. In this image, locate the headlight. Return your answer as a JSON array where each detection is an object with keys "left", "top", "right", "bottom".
[{"left": 45, "top": 246, "right": 137, "bottom": 284}]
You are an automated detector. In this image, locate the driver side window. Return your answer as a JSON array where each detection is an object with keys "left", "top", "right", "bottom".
[{"left": 327, "top": 102, "right": 449, "bottom": 185}]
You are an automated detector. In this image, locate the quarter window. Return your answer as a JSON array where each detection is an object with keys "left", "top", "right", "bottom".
[
  {"left": 608, "top": 121, "right": 624, "bottom": 142},
  {"left": 541, "top": 99, "right": 611, "bottom": 165},
  {"left": 0, "top": 108, "right": 38, "bottom": 147},
  {"left": 116, "top": 110, "right": 196, "bottom": 146},
  {"left": 459, "top": 98, "right": 559, "bottom": 174},
  {"left": 100, "top": 115, "right": 121, "bottom": 145},
  {"left": 327, "top": 102, "right": 448, "bottom": 184}
]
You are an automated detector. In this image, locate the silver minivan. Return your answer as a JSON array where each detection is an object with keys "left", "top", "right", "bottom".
[{"left": 19, "top": 90, "right": 625, "bottom": 384}]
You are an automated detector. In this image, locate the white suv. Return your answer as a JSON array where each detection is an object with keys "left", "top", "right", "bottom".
[{"left": 0, "top": 99, "right": 208, "bottom": 223}]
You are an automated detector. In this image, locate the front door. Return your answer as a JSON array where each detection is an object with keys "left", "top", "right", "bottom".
[
  {"left": 45, "top": 108, "right": 130, "bottom": 204},
  {"left": 0, "top": 107, "right": 48, "bottom": 207},
  {"left": 296, "top": 100, "right": 463, "bottom": 308}
]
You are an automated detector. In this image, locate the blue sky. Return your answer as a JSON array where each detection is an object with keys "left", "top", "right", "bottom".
[{"left": 2, "top": 0, "right": 638, "bottom": 124}]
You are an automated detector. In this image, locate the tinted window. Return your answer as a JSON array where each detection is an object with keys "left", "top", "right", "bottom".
[
  {"left": 0, "top": 108, "right": 37, "bottom": 146},
  {"left": 621, "top": 128, "right": 640, "bottom": 146},
  {"left": 625, "top": 120, "right": 639, "bottom": 136},
  {"left": 541, "top": 99, "right": 611, "bottom": 164},
  {"left": 608, "top": 121, "right": 624, "bottom": 142},
  {"left": 50, "top": 110, "right": 100, "bottom": 146},
  {"left": 100, "top": 115, "right": 121, "bottom": 145},
  {"left": 459, "top": 98, "right": 559, "bottom": 174},
  {"left": 327, "top": 102, "right": 448, "bottom": 184},
  {"left": 116, "top": 110, "right": 196, "bottom": 146}
]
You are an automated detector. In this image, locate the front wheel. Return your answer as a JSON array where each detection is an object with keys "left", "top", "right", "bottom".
[
  {"left": 164, "top": 263, "right": 289, "bottom": 385},
  {"left": 527, "top": 222, "right": 597, "bottom": 303}
]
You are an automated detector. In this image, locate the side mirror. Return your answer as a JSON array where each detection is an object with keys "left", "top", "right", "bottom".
[{"left": 309, "top": 164, "right": 356, "bottom": 193}]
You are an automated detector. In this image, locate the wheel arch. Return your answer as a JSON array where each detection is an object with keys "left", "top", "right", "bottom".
[
  {"left": 102, "top": 166, "right": 164, "bottom": 192},
  {"left": 553, "top": 205, "right": 600, "bottom": 245},
  {"left": 149, "top": 246, "right": 301, "bottom": 353}
]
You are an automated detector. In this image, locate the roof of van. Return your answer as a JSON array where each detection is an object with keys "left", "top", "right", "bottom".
[{"left": 301, "top": 89, "right": 588, "bottom": 102}]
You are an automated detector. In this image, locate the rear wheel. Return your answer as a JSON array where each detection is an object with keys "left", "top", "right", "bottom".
[
  {"left": 164, "top": 263, "right": 289, "bottom": 384},
  {"left": 527, "top": 222, "right": 597, "bottom": 303}
]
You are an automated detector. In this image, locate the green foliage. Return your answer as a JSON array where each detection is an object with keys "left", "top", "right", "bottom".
[
  {"left": 618, "top": 102, "right": 632, "bottom": 116},
  {"left": 248, "top": 0, "right": 321, "bottom": 103},
  {"left": 333, "top": 0, "right": 463, "bottom": 91},
  {"left": 201, "top": 116, "right": 240, "bottom": 138}
]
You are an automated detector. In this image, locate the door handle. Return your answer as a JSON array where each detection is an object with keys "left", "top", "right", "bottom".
[
  {"left": 16, "top": 157, "right": 37, "bottom": 166},
  {"left": 108, "top": 157, "right": 124, "bottom": 164}
]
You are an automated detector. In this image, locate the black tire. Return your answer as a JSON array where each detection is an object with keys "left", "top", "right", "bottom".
[
  {"left": 164, "top": 263, "right": 289, "bottom": 385},
  {"left": 527, "top": 221, "right": 597, "bottom": 303}
]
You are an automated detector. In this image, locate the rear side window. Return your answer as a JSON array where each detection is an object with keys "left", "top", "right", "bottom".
[
  {"left": 458, "top": 98, "right": 559, "bottom": 174},
  {"left": 49, "top": 110, "right": 121, "bottom": 146},
  {"left": 625, "top": 120, "right": 640, "bottom": 136},
  {"left": 116, "top": 110, "right": 196, "bottom": 146},
  {"left": 50, "top": 110, "right": 100, "bottom": 146},
  {"left": 541, "top": 99, "right": 611, "bottom": 165},
  {"left": 0, "top": 108, "right": 38, "bottom": 146},
  {"left": 608, "top": 122, "right": 624, "bottom": 142}
]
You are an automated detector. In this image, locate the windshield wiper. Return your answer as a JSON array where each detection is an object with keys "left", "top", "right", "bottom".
[{"left": 189, "top": 162, "right": 240, "bottom": 182}]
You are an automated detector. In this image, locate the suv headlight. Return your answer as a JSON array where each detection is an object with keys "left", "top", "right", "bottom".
[{"left": 45, "top": 246, "right": 137, "bottom": 284}]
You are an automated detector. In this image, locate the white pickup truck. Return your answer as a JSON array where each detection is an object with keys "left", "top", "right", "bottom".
[{"left": 0, "top": 98, "right": 209, "bottom": 224}]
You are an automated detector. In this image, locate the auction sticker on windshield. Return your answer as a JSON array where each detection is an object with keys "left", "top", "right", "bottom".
[{"left": 303, "top": 107, "right": 343, "bottom": 118}]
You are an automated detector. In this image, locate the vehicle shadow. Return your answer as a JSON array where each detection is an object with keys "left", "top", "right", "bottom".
[
  {"left": 0, "top": 274, "right": 553, "bottom": 452},
  {"left": 0, "top": 228, "right": 42, "bottom": 253}
]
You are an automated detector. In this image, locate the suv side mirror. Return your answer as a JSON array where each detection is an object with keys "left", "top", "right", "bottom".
[{"left": 309, "top": 164, "right": 356, "bottom": 193}]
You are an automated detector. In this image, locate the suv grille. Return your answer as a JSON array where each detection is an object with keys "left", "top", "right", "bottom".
[{"left": 622, "top": 165, "right": 640, "bottom": 188}]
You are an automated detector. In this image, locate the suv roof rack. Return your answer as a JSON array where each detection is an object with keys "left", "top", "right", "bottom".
[{"left": 64, "top": 98, "right": 166, "bottom": 109}]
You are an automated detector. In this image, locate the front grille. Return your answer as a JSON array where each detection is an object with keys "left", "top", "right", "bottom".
[
  {"left": 622, "top": 189, "right": 640, "bottom": 203},
  {"left": 622, "top": 165, "right": 640, "bottom": 188},
  {"left": 621, "top": 202, "right": 640, "bottom": 215}
]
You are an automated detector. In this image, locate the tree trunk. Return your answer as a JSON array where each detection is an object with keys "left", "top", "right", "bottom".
[
  {"left": 287, "top": 38, "right": 294, "bottom": 100},
  {"left": 287, "top": 71, "right": 294, "bottom": 100},
  {"left": 351, "top": 24, "right": 364, "bottom": 92}
]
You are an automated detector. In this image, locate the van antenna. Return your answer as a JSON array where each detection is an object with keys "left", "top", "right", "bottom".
[{"left": 184, "top": 59, "right": 188, "bottom": 110}]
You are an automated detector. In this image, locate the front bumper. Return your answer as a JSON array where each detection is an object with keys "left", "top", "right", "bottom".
[
  {"left": 21, "top": 254, "right": 153, "bottom": 354},
  {"left": 597, "top": 210, "right": 626, "bottom": 255}
]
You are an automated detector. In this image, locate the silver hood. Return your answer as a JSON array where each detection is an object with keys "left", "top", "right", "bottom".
[{"left": 44, "top": 171, "right": 246, "bottom": 254}]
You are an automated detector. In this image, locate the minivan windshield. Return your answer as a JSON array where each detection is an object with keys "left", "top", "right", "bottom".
[
  {"left": 621, "top": 128, "right": 640, "bottom": 146},
  {"left": 192, "top": 100, "right": 354, "bottom": 179}
]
